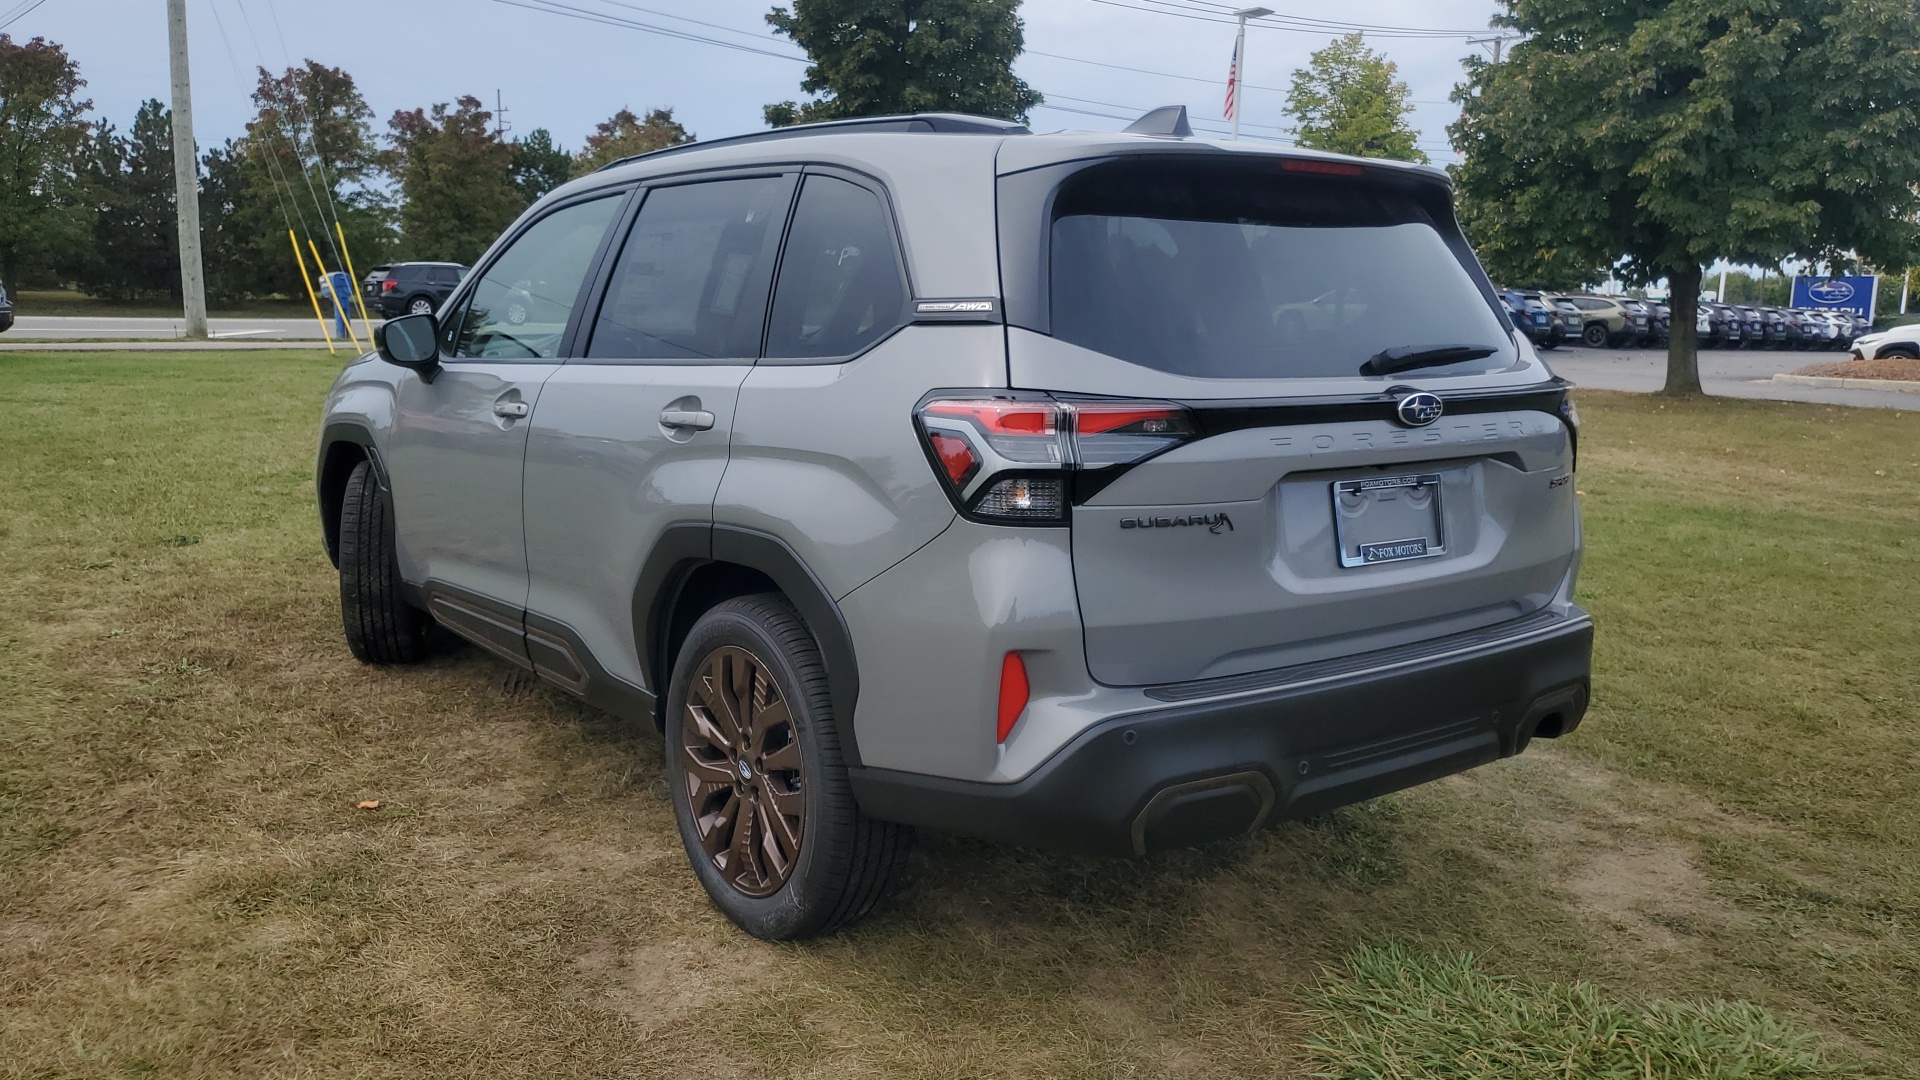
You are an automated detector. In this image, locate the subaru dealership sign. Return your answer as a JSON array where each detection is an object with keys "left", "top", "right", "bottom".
[{"left": 1791, "top": 274, "right": 1877, "bottom": 319}]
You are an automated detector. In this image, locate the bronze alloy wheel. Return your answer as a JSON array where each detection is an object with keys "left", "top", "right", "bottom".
[{"left": 678, "top": 644, "right": 805, "bottom": 897}]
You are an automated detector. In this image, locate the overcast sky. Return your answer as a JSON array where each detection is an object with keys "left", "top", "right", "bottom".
[{"left": 12, "top": 0, "right": 1501, "bottom": 164}]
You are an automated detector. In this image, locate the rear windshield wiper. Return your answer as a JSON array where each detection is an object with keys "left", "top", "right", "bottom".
[{"left": 1361, "top": 344, "right": 1500, "bottom": 377}]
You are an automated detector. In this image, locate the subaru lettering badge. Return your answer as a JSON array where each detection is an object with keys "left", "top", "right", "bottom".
[
  {"left": 1808, "top": 279, "right": 1855, "bottom": 304},
  {"left": 1395, "top": 391, "right": 1444, "bottom": 428}
]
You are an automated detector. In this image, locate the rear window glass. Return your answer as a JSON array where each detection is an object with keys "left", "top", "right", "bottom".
[{"left": 1048, "top": 160, "right": 1514, "bottom": 379}]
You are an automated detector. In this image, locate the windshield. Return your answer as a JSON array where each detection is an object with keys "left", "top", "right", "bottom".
[{"left": 1047, "top": 159, "right": 1516, "bottom": 380}]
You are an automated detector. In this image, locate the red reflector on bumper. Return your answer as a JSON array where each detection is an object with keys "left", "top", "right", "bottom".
[{"left": 997, "top": 653, "right": 1029, "bottom": 743}]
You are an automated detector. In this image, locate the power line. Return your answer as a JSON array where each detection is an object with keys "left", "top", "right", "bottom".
[
  {"left": 0, "top": 0, "right": 53, "bottom": 31},
  {"left": 1129, "top": 0, "right": 1486, "bottom": 37},
  {"left": 480, "top": 0, "right": 806, "bottom": 61},
  {"left": 1022, "top": 48, "right": 1452, "bottom": 106},
  {"left": 1084, "top": 0, "right": 1485, "bottom": 39}
]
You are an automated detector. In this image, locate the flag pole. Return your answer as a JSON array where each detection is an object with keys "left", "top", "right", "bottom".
[{"left": 1227, "top": 8, "right": 1271, "bottom": 141}]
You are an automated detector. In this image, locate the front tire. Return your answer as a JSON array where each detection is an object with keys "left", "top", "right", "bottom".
[
  {"left": 665, "top": 594, "right": 910, "bottom": 940},
  {"left": 338, "top": 459, "right": 433, "bottom": 664}
]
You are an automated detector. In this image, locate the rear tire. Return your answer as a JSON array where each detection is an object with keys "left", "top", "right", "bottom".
[
  {"left": 1581, "top": 323, "right": 1609, "bottom": 348},
  {"left": 338, "top": 459, "right": 433, "bottom": 664},
  {"left": 665, "top": 594, "right": 911, "bottom": 940},
  {"left": 407, "top": 296, "right": 434, "bottom": 316}
]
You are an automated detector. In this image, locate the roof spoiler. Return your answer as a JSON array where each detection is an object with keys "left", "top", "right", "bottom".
[{"left": 1123, "top": 105, "right": 1193, "bottom": 138}]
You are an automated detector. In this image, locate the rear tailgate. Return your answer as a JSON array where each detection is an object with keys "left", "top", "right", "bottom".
[
  {"left": 999, "top": 151, "right": 1580, "bottom": 688},
  {"left": 1072, "top": 389, "right": 1574, "bottom": 685}
]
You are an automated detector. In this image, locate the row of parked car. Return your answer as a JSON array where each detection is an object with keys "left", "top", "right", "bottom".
[{"left": 1497, "top": 289, "right": 1870, "bottom": 351}]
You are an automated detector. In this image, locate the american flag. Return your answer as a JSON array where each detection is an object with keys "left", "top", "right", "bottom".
[{"left": 1224, "top": 38, "right": 1241, "bottom": 120}]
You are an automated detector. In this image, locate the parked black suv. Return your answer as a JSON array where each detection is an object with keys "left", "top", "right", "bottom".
[
  {"left": 0, "top": 278, "right": 11, "bottom": 333},
  {"left": 362, "top": 262, "right": 466, "bottom": 318}
]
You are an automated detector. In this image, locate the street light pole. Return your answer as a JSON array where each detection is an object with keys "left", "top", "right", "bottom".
[
  {"left": 166, "top": 0, "right": 208, "bottom": 339},
  {"left": 1229, "top": 7, "right": 1272, "bottom": 141}
]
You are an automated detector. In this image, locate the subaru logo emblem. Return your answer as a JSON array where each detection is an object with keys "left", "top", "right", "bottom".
[
  {"left": 1808, "top": 279, "right": 1854, "bottom": 304},
  {"left": 1395, "top": 391, "right": 1444, "bottom": 428}
]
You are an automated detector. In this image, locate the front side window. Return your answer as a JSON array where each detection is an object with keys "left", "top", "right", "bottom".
[
  {"left": 451, "top": 195, "right": 622, "bottom": 360},
  {"left": 1047, "top": 160, "right": 1515, "bottom": 379},
  {"left": 587, "top": 176, "right": 793, "bottom": 360},
  {"left": 765, "top": 175, "right": 908, "bottom": 359}
]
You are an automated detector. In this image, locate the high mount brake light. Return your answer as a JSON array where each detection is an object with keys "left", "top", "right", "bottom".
[
  {"left": 1280, "top": 158, "right": 1367, "bottom": 177},
  {"left": 915, "top": 397, "right": 1196, "bottom": 523}
]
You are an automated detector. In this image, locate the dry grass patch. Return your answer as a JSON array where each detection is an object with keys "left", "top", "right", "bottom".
[{"left": 0, "top": 359, "right": 1903, "bottom": 1077}]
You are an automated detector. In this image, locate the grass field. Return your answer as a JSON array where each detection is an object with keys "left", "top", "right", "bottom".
[{"left": 2, "top": 352, "right": 1915, "bottom": 1078}]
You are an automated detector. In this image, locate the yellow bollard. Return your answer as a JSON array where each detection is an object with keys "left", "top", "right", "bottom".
[
  {"left": 335, "top": 220, "right": 380, "bottom": 345},
  {"left": 308, "top": 238, "right": 365, "bottom": 354},
  {"left": 291, "top": 230, "right": 337, "bottom": 355}
]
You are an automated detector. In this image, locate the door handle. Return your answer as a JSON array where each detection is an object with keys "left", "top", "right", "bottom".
[
  {"left": 659, "top": 408, "right": 716, "bottom": 431},
  {"left": 492, "top": 401, "right": 529, "bottom": 419}
]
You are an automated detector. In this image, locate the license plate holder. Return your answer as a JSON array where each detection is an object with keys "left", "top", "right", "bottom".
[{"left": 1331, "top": 473, "right": 1445, "bottom": 568}]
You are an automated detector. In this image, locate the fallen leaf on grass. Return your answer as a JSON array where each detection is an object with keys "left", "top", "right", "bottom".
[{"left": 355, "top": 800, "right": 382, "bottom": 811}]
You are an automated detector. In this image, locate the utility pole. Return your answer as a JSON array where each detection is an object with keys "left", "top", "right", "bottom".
[
  {"left": 166, "top": 0, "right": 208, "bottom": 339},
  {"left": 1228, "top": 7, "right": 1272, "bottom": 141},
  {"left": 1467, "top": 34, "right": 1518, "bottom": 64},
  {"left": 494, "top": 89, "right": 511, "bottom": 140}
]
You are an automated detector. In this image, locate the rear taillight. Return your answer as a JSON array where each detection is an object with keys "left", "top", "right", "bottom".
[
  {"left": 915, "top": 396, "right": 1195, "bottom": 524},
  {"left": 381, "top": 280, "right": 397, "bottom": 292}
]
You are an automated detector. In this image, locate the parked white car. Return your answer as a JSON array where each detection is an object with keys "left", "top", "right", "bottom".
[{"left": 1849, "top": 323, "right": 1920, "bottom": 360}]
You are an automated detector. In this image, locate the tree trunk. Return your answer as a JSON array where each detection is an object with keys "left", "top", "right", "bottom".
[{"left": 1661, "top": 264, "right": 1705, "bottom": 396}]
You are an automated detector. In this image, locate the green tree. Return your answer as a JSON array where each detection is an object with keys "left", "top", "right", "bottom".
[
  {"left": 1450, "top": 1, "right": 1920, "bottom": 394},
  {"left": 764, "top": 0, "right": 1041, "bottom": 126},
  {"left": 1284, "top": 33, "right": 1425, "bottom": 164},
  {"left": 198, "top": 138, "right": 268, "bottom": 306},
  {"left": 77, "top": 99, "right": 179, "bottom": 300},
  {"left": 237, "top": 62, "right": 394, "bottom": 299},
  {"left": 1717, "top": 269, "right": 1788, "bottom": 308},
  {"left": 0, "top": 35, "right": 92, "bottom": 288},
  {"left": 510, "top": 127, "right": 572, "bottom": 202},
  {"left": 573, "top": 107, "right": 691, "bottom": 174},
  {"left": 388, "top": 96, "right": 524, "bottom": 264}
]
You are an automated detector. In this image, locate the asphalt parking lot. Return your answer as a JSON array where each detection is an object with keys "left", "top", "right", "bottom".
[{"left": 1544, "top": 343, "right": 1920, "bottom": 411}]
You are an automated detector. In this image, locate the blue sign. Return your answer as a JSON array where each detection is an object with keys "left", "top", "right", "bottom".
[{"left": 1791, "top": 274, "right": 1877, "bottom": 319}]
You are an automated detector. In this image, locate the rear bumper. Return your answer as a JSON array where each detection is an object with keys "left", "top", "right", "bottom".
[{"left": 850, "top": 607, "right": 1593, "bottom": 857}]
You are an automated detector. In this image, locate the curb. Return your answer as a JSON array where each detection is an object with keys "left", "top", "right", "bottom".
[{"left": 1771, "top": 373, "right": 1920, "bottom": 394}]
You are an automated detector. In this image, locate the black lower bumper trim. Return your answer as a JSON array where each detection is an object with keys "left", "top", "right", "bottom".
[{"left": 849, "top": 609, "right": 1592, "bottom": 857}]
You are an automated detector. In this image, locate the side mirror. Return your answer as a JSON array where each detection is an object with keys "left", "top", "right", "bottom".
[{"left": 376, "top": 313, "right": 441, "bottom": 380}]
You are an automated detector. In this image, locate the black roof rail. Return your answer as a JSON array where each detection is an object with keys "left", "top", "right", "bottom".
[{"left": 596, "top": 112, "right": 1031, "bottom": 172}]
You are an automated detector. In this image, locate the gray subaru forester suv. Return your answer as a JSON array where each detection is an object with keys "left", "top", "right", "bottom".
[{"left": 317, "top": 110, "right": 1592, "bottom": 940}]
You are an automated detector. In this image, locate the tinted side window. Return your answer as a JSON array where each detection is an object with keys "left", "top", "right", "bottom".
[
  {"left": 451, "top": 196, "right": 621, "bottom": 360},
  {"left": 431, "top": 266, "right": 463, "bottom": 285},
  {"left": 588, "top": 176, "right": 793, "bottom": 360},
  {"left": 766, "top": 175, "right": 907, "bottom": 359}
]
